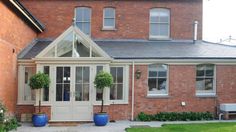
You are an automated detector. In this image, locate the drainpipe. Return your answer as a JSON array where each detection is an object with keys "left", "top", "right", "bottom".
[
  {"left": 193, "top": 21, "right": 198, "bottom": 43},
  {"left": 131, "top": 61, "right": 135, "bottom": 121}
]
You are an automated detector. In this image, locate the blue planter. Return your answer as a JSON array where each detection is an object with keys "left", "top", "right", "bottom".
[
  {"left": 93, "top": 113, "right": 109, "bottom": 126},
  {"left": 32, "top": 113, "right": 48, "bottom": 127}
]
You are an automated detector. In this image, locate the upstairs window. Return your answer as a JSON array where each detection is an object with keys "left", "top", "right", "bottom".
[
  {"left": 103, "top": 8, "right": 115, "bottom": 29},
  {"left": 148, "top": 64, "right": 168, "bottom": 96},
  {"left": 149, "top": 8, "right": 170, "bottom": 39},
  {"left": 75, "top": 7, "right": 91, "bottom": 36},
  {"left": 196, "top": 64, "right": 216, "bottom": 95}
]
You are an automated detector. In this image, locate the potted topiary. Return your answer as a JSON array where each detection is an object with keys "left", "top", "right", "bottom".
[
  {"left": 29, "top": 72, "right": 50, "bottom": 127},
  {"left": 93, "top": 71, "right": 113, "bottom": 126}
]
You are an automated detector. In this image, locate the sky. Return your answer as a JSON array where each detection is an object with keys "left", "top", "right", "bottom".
[{"left": 203, "top": 0, "right": 236, "bottom": 43}]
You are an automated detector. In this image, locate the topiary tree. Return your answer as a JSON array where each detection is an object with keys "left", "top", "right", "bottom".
[
  {"left": 29, "top": 72, "right": 50, "bottom": 113},
  {"left": 94, "top": 71, "right": 113, "bottom": 113}
]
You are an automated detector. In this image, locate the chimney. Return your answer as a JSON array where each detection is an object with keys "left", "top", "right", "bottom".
[{"left": 193, "top": 21, "right": 198, "bottom": 43}]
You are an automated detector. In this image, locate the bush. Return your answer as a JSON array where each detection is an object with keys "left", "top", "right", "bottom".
[
  {"left": 137, "top": 112, "right": 213, "bottom": 121},
  {"left": 0, "top": 102, "right": 19, "bottom": 132}
]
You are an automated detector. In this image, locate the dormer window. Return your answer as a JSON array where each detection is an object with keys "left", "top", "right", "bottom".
[
  {"left": 103, "top": 8, "right": 115, "bottom": 30},
  {"left": 149, "top": 8, "right": 170, "bottom": 40},
  {"left": 75, "top": 7, "right": 91, "bottom": 36}
]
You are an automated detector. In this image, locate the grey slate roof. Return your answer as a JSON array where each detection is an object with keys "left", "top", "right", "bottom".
[{"left": 18, "top": 39, "right": 236, "bottom": 59}]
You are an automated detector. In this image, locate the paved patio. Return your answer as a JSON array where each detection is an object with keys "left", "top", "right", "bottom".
[{"left": 14, "top": 120, "right": 236, "bottom": 132}]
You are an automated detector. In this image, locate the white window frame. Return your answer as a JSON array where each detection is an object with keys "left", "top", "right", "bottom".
[
  {"left": 74, "top": 7, "right": 91, "bottom": 36},
  {"left": 196, "top": 64, "right": 216, "bottom": 97},
  {"left": 147, "top": 64, "right": 169, "bottom": 97},
  {"left": 109, "top": 65, "right": 129, "bottom": 104},
  {"left": 103, "top": 8, "right": 116, "bottom": 30},
  {"left": 149, "top": 8, "right": 170, "bottom": 40},
  {"left": 17, "top": 65, "right": 36, "bottom": 105}
]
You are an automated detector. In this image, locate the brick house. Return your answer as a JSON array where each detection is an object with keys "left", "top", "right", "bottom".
[{"left": 1, "top": 0, "right": 236, "bottom": 122}]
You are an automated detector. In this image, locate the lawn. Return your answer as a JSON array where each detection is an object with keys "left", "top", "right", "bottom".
[{"left": 126, "top": 122, "right": 236, "bottom": 132}]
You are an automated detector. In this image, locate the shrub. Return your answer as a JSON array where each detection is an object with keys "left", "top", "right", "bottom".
[
  {"left": 94, "top": 71, "right": 113, "bottom": 113},
  {"left": 137, "top": 112, "right": 213, "bottom": 121},
  {"left": 0, "top": 102, "right": 19, "bottom": 132}
]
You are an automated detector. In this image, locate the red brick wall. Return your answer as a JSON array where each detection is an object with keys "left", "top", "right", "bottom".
[
  {"left": 132, "top": 65, "right": 236, "bottom": 118},
  {"left": 217, "top": 66, "right": 236, "bottom": 104},
  {"left": 0, "top": 2, "right": 37, "bottom": 112},
  {"left": 20, "top": 0, "right": 202, "bottom": 40}
]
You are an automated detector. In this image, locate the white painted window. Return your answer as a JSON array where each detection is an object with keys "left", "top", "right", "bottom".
[
  {"left": 110, "top": 66, "right": 129, "bottom": 104},
  {"left": 149, "top": 8, "right": 170, "bottom": 39},
  {"left": 196, "top": 64, "right": 216, "bottom": 96},
  {"left": 148, "top": 64, "right": 168, "bottom": 96},
  {"left": 18, "top": 66, "right": 36, "bottom": 104},
  {"left": 75, "top": 7, "right": 91, "bottom": 36},
  {"left": 103, "top": 8, "right": 115, "bottom": 29}
]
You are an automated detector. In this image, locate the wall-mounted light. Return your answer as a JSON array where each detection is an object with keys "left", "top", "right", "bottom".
[{"left": 135, "top": 69, "right": 141, "bottom": 79}]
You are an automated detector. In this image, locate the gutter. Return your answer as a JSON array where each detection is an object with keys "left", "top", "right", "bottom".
[{"left": 9, "top": 0, "right": 45, "bottom": 32}]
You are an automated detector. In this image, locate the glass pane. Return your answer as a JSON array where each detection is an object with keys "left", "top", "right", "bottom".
[
  {"left": 196, "top": 78, "right": 205, "bottom": 90},
  {"left": 57, "top": 33, "right": 73, "bottom": 57},
  {"left": 149, "top": 71, "right": 157, "bottom": 77},
  {"left": 96, "top": 88, "right": 103, "bottom": 101},
  {"left": 83, "top": 8, "right": 91, "bottom": 21},
  {"left": 158, "top": 65, "right": 167, "bottom": 77},
  {"left": 56, "top": 67, "right": 63, "bottom": 83},
  {"left": 157, "top": 24, "right": 168, "bottom": 36},
  {"left": 96, "top": 66, "right": 103, "bottom": 74},
  {"left": 56, "top": 84, "right": 62, "bottom": 101},
  {"left": 43, "top": 66, "right": 49, "bottom": 101},
  {"left": 83, "top": 84, "right": 89, "bottom": 101},
  {"left": 63, "top": 67, "right": 70, "bottom": 83},
  {"left": 197, "top": 65, "right": 205, "bottom": 77},
  {"left": 110, "top": 84, "right": 116, "bottom": 100},
  {"left": 148, "top": 78, "right": 157, "bottom": 91},
  {"left": 117, "top": 67, "right": 123, "bottom": 83},
  {"left": 205, "top": 78, "right": 213, "bottom": 90},
  {"left": 76, "top": 67, "right": 83, "bottom": 83},
  {"left": 75, "top": 41, "right": 90, "bottom": 57},
  {"left": 83, "top": 67, "right": 90, "bottom": 83},
  {"left": 83, "top": 22, "right": 90, "bottom": 35},
  {"left": 44, "top": 47, "right": 55, "bottom": 57},
  {"left": 104, "top": 8, "right": 115, "bottom": 18},
  {"left": 110, "top": 67, "right": 117, "bottom": 83},
  {"left": 158, "top": 78, "right": 166, "bottom": 91},
  {"left": 150, "top": 23, "right": 158, "bottom": 36},
  {"left": 63, "top": 84, "right": 70, "bottom": 101},
  {"left": 24, "top": 67, "right": 36, "bottom": 101},
  {"left": 76, "top": 8, "right": 83, "bottom": 21},
  {"left": 76, "top": 22, "right": 83, "bottom": 30},
  {"left": 117, "top": 84, "right": 123, "bottom": 100},
  {"left": 104, "top": 18, "right": 115, "bottom": 27},
  {"left": 75, "top": 84, "right": 82, "bottom": 101},
  {"left": 206, "top": 65, "right": 214, "bottom": 76}
]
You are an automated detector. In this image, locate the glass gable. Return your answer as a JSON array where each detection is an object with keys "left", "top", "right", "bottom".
[{"left": 41, "top": 28, "right": 102, "bottom": 58}]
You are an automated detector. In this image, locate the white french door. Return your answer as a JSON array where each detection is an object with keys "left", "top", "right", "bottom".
[{"left": 51, "top": 66, "right": 93, "bottom": 121}]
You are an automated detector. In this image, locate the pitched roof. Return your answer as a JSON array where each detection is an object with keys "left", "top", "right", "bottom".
[
  {"left": 18, "top": 39, "right": 236, "bottom": 60},
  {"left": 3, "top": 0, "right": 45, "bottom": 32}
]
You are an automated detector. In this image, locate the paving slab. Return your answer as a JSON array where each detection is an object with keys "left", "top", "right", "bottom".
[{"left": 13, "top": 120, "right": 236, "bottom": 132}]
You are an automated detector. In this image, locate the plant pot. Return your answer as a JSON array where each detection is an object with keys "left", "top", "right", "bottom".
[
  {"left": 32, "top": 113, "right": 48, "bottom": 127},
  {"left": 93, "top": 113, "right": 109, "bottom": 126}
]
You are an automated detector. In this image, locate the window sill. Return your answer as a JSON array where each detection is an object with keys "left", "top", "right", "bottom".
[
  {"left": 146, "top": 94, "right": 169, "bottom": 99},
  {"left": 17, "top": 102, "right": 35, "bottom": 105},
  {"left": 196, "top": 93, "right": 216, "bottom": 98},
  {"left": 109, "top": 100, "right": 129, "bottom": 105},
  {"left": 149, "top": 37, "right": 171, "bottom": 41},
  {"left": 101, "top": 28, "right": 117, "bottom": 31}
]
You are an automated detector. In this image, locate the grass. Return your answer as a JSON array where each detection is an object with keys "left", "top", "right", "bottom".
[{"left": 126, "top": 122, "right": 236, "bottom": 132}]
